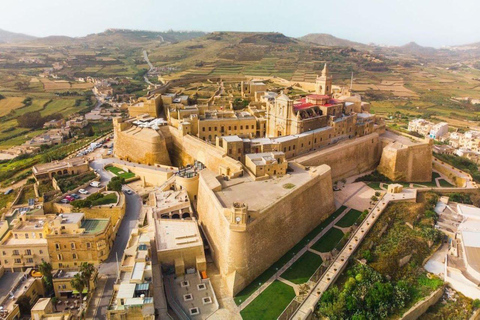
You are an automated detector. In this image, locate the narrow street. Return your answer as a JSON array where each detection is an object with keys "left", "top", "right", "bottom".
[{"left": 86, "top": 159, "right": 143, "bottom": 319}]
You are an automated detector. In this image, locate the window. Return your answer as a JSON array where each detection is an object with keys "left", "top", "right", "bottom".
[
  {"left": 71, "top": 243, "right": 76, "bottom": 250},
  {"left": 27, "top": 258, "right": 33, "bottom": 264},
  {"left": 246, "top": 125, "right": 249, "bottom": 129},
  {"left": 202, "top": 127, "right": 205, "bottom": 132},
  {"left": 234, "top": 126, "right": 237, "bottom": 130},
  {"left": 72, "top": 253, "right": 77, "bottom": 260},
  {"left": 240, "top": 125, "right": 243, "bottom": 130},
  {"left": 237, "top": 148, "right": 241, "bottom": 153},
  {"left": 228, "top": 126, "right": 231, "bottom": 130},
  {"left": 2, "top": 251, "right": 5, "bottom": 256},
  {"left": 15, "top": 259, "right": 21, "bottom": 264},
  {"left": 86, "top": 243, "right": 91, "bottom": 249},
  {"left": 39, "top": 233, "right": 43, "bottom": 239},
  {"left": 214, "top": 127, "right": 217, "bottom": 131},
  {"left": 55, "top": 243, "right": 60, "bottom": 250},
  {"left": 293, "top": 145, "right": 296, "bottom": 150},
  {"left": 57, "top": 254, "right": 63, "bottom": 261},
  {"left": 39, "top": 250, "right": 43, "bottom": 254},
  {"left": 25, "top": 233, "right": 29, "bottom": 239},
  {"left": 14, "top": 234, "right": 18, "bottom": 239},
  {"left": 228, "top": 149, "right": 232, "bottom": 154},
  {"left": 13, "top": 250, "right": 19, "bottom": 256},
  {"left": 208, "top": 127, "right": 211, "bottom": 132},
  {"left": 62, "top": 285, "right": 66, "bottom": 289},
  {"left": 4, "top": 260, "right": 7, "bottom": 264},
  {"left": 25, "top": 249, "right": 32, "bottom": 256}
]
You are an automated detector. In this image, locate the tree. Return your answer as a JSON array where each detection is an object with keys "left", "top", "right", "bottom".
[
  {"left": 51, "top": 297, "right": 59, "bottom": 312},
  {"left": 16, "top": 295, "right": 31, "bottom": 315},
  {"left": 79, "top": 262, "right": 95, "bottom": 292},
  {"left": 70, "top": 273, "right": 85, "bottom": 300},
  {"left": 108, "top": 176, "right": 125, "bottom": 192},
  {"left": 39, "top": 261, "right": 53, "bottom": 294}
]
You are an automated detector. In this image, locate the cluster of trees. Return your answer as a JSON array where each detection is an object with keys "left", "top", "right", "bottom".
[
  {"left": 232, "top": 98, "right": 249, "bottom": 110},
  {"left": 317, "top": 264, "right": 411, "bottom": 320},
  {"left": 107, "top": 176, "right": 125, "bottom": 192},
  {"left": 36, "top": 261, "right": 95, "bottom": 313},
  {"left": 71, "top": 192, "right": 116, "bottom": 208},
  {"left": 436, "top": 153, "right": 480, "bottom": 183},
  {"left": 17, "top": 111, "right": 63, "bottom": 129}
]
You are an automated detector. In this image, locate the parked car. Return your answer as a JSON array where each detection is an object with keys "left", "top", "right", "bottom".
[
  {"left": 79, "top": 189, "right": 89, "bottom": 195},
  {"left": 65, "top": 195, "right": 74, "bottom": 201},
  {"left": 124, "top": 189, "right": 132, "bottom": 195},
  {"left": 70, "top": 194, "right": 80, "bottom": 199},
  {"left": 90, "top": 181, "right": 101, "bottom": 188},
  {"left": 61, "top": 198, "right": 70, "bottom": 204}
]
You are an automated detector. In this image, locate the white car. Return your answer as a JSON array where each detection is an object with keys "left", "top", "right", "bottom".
[
  {"left": 90, "top": 181, "right": 101, "bottom": 188},
  {"left": 79, "top": 189, "right": 89, "bottom": 195}
]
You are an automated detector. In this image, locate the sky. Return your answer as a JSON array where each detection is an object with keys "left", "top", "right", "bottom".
[{"left": 1, "top": 0, "right": 480, "bottom": 47}]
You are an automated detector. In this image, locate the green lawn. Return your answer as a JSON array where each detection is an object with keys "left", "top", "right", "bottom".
[
  {"left": 280, "top": 251, "right": 323, "bottom": 284},
  {"left": 311, "top": 228, "right": 344, "bottom": 253},
  {"left": 240, "top": 281, "right": 296, "bottom": 320},
  {"left": 335, "top": 209, "right": 363, "bottom": 228},
  {"left": 91, "top": 193, "right": 118, "bottom": 206},
  {"left": 367, "top": 181, "right": 382, "bottom": 190},
  {"left": 106, "top": 166, "right": 135, "bottom": 179},
  {"left": 438, "top": 179, "right": 454, "bottom": 187}
]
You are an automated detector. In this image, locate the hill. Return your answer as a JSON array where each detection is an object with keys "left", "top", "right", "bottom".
[
  {"left": 299, "top": 33, "right": 368, "bottom": 49},
  {"left": 6, "top": 29, "right": 205, "bottom": 47},
  {"left": 0, "top": 28, "right": 37, "bottom": 43},
  {"left": 393, "top": 41, "right": 437, "bottom": 55}
]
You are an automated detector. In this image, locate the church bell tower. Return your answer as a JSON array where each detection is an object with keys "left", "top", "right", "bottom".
[{"left": 315, "top": 64, "right": 333, "bottom": 95}]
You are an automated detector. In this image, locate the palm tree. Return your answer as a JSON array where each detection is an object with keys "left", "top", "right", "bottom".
[
  {"left": 79, "top": 262, "right": 95, "bottom": 293},
  {"left": 70, "top": 273, "right": 85, "bottom": 300},
  {"left": 39, "top": 261, "right": 53, "bottom": 294}
]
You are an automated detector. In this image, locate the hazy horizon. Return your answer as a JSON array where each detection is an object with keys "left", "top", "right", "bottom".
[{"left": 2, "top": 0, "right": 480, "bottom": 48}]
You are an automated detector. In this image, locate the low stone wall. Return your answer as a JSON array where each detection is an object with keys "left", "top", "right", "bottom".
[
  {"left": 433, "top": 159, "right": 469, "bottom": 187},
  {"left": 401, "top": 287, "right": 444, "bottom": 320},
  {"left": 106, "top": 163, "right": 173, "bottom": 187}
]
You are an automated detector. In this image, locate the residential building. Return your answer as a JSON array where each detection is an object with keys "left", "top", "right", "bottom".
[
  {"left": 46, "top": 213, "right": 114, "bottom": 269},
  {"left": 245, "top": 152, "right": 288, "bottom": 178},
  {"left": 32, "top": 157, "right": 90, "bottom": 181}
]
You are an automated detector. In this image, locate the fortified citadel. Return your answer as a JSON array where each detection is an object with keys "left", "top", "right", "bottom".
[{"left": 113, "top": 65, "right": 433, "bottom": 295}]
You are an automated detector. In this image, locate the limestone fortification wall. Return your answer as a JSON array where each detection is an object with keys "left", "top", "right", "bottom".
[
  {"left": 113, "top": 118, "right": 172, "bottom": 166},
  {"left": 378, "top": 140, "right": 433, "bottom": 182},
  {"left": 165, "top": 126, "right": 244, "bottom": 178},
  {"left": 401, "top": 287, "right": 443, "bottom": 320},
  {"left": 197, "top": 165, "right": 335, "bottom": 296},
  {"left": 294, "top": 133, "right": 382, "bottom": 181},
  {"left": 107, "top": 163, "right": 174, "bottom": 187}
]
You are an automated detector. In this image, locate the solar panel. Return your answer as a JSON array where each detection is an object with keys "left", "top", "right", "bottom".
[{"left": 28, "top": 198, "right": 35, "bottom": 206}]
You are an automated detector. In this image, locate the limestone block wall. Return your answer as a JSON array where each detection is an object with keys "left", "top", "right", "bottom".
[
  {"left": 295, "top": 133, "right": 382, "bottom": 181},
  {"left": 401, "top": 288, "right": 443, "bottom": 320},
  {"left": 166, "top": 126, "right": 244, "bottom": 178},
  {"left": 197, "top": 165, "right": 335, "bottom": 296},
  {"left": 378, "top": 140, "right": 432, "bottom": 182},
  {"left": 113, "top": 121, "right": 172, "bottom": 166}
]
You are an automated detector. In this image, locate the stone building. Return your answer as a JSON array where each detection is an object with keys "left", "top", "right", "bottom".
[
  {"left": 245, "top": 152, "right": 288, "bottom": 178},
  {"left": 52, "top": 269, "right": 97, "bottom": 299},
  {"left": 127, "top": 94, "right": 163, "bottom": 118},
  {"left": 32, "top": 157, "right": 90, "bottom": 181},
  {"left": 46, "top": 213, "right": 114, "bottom": 269},
  {"left": 0, "top": 214, "right": 50, "bottom": 272},
  {"left": 155, "top": 218, "right": 206, "bottom": 277}
]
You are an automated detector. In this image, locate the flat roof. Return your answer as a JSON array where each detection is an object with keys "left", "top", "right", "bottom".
[
  {"left": 221, "top": 135, "right": 243, "bottom": 143},
  {"left": 156, "top": 219, "right": 202, "bottom": 251},
  {"left": 131, "top": 262, "right": 146, "bottom": 282},
  {"left": 117, "top": 283, "right": 136, "bottom": 299},
  {"left": 33, "top": 157, "right": 87, "bottom": 174},
  {"left": 215, "top": 164, "right": 321, "bottom": 212},
  {"left": 81, "top": 219, "right": 109, "bottom": 234}
]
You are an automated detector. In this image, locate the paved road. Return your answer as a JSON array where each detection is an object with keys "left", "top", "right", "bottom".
[{"left": 86, "top": 159, "right": 143, "bottom": 319}]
